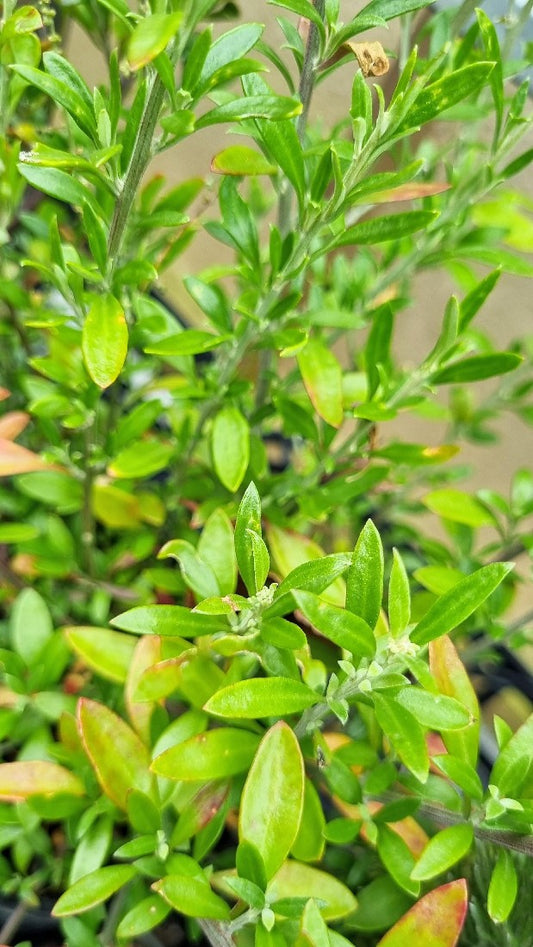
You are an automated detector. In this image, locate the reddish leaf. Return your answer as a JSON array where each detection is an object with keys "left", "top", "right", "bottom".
[
  {"left": 429, "top": 636, "right": 479, "bottom": 769},
  {"left": 0, "top": 761, "right": 84, "bottom": 800},
  {"left": 77, "top": 698, "right": 153, "bottom": 810},
  {"left": 365, "top": 182, "right": 451, "bottom": 204},
  {"left": 0, "top": 438, "right": 51, "bottom": 476},
  {"left": 125, "top": 635, "right": 163, "bottom": 742},
  {"left": 376, "top": 879, "right": 468, "bottom": 947},
  {"left": 0, "top": 411, "right": 30, "bottom": 440}
]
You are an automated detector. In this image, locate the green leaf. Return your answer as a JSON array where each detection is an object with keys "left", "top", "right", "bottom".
[
  {"left": 267, "top": 862, "right": 357, "bottom": 921},
  {"left": 376, "top": 879, "right": 468, "bottom": 946},
  {"left": 197, "top": 23, "right": 264, "bottom": 91},
  {"left": 10, "top": 588, "right": 53, "bottom": 665},
  {"left": 459, "top": 270, "right": 501, "bottom": 332},
  {"left": 18, "top": 163, "right": 96, "bottom": 210},
  {"left": 195, "top": 95, "right": 302, "bottom": 129},
  {"left": 204, "top": 677, "right": 320, "bottom": 719},
  {"left": 298, "top": 898, "right": 330, "bottom": 947},
  {"left": 401, "top": 63, "right": 495, "bottom": 130},
  {"left": 0, "top": 761, "right": 84, "bottom": 801},
  {"left": 158, "top": 539, "right": 221, "bottom": 599},
  {"left": 128, "top": 12, "right": 182, "bottom": 69},
  {"left": 261, "top": 618, "right": 307, "bottom": 651},
  {"left": 394, "top": 688, "right": 472, "bottom": 731},
  {"left": 292, "top": 590, "right": 375, "bottom": 658},
  {"left": 431, "top": 352, "right": 522, "bottom": 384},
  {"left": 111, "top": 604, "right": 226, "bottom": 637},
  {"left": 235, "top": 482, "right": 266, "bottom": 595},
  {"left": 82, "top": 294, "right": 128, "bottom": 389},
  {"left": 297, "top": 338, "right": 343, "bottom": 428},
  {"left": 422, "top": 488, "right": 495, "bottom": 527},
  {"left": 144, "top": 330, "right": 228, "bottom": 356},
  {"left": 355, "top": 0, "right": 436, "bottom": 21},
  {"left": 108, "top": 440, "right": 174, "bottom": 478},
  {"left": 212, "top": 145, "right": 276, "bottom": 176},
  {"left": 487, "top": 849, "right": 518, "bottom": 923},
  {"left": 291, "top": 779, "right": 325, "bottom": 862},
  {"left": 410, "top": 825, "right": 474, "bottom": 881},
  {"left": 489, "top": 713, "right": 533, "bottom": 797},
  {"left": 411, "top": 563, "right": 513, "bottom": 646},
  {"left": 253, "top": 115, "right": 306, "bottom": 209},
  {"left": 197, "top": 508, "right": 238, "bottom": 596},
  {"left": 268, "top": 0, "right": 326, "bottom": 33},
  {"left": 16, "top": 470, "right": 83, "bottom": 513},
  {"left": 377, "top": 824, "right": 419, "bottom": 897},
  {"left": 77, "top": 698, "right": 153, "bottom": 810},
  {"left": 429, "top": 636, "right": 480, "bottom": 769},
  {"left": 388, "top": 549, "right": 410, "bottom": 638},
  {"left": 432, "top": 755, "right": 483, "bottom": 802},
  {"left": 11, "top": 63, "right": 96, "bottom": 138},
  {"left": 116, "top": 895, "right": 171, "bottom": 939},
  {"left": 153, "top": 874, "right": 230, "bottom": 920},
  {"left": 267, "top": 525, "right": 345, "bottom": 607},
  {"left": 476, "top": 9, "right": 503, "bottom": 139},
  {"left": 240, "top": 721, "right": 304, "bottom": 879},
  {"left": 237, "top": 840, "right": 268, "bottom": 891},
  {"left": 331, "top": 212, "right": 437, "bottom": 250},
  {"left": 212, "top": 405, "right": 250, "bottom": 492},
  {"left": 151, "top": 728, "right": 261, "bottom": 780},
  {"left": 373, "top": 693, "right": 429, "bottom": 783},
  {"left": 64, "top": 626, "right": 137, "bottom": 683},
  {"left": 52, "top": 865, "right": 136, "bottom": 916},
  {"left": 269, "top": 554, "right": 351, "bottom": 618},
  {"left": 346, "top": 520, "right": 384, "bottom": 629}
]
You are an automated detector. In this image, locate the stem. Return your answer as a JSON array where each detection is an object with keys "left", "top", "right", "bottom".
[
  {"left": 278, "top": 0, "right": 326, "bottom": 237},
  {"left": 0, "top": 900, "right": 30, "bottom": 945},
  {"left": 81, "top": 425, "right": 96, "bottom": 578},
  {"left": 107, "top": 72, "right": 165, "bottom": 268},
  {"left": 198, "top": 919, "right": 236, "bottom": 947},
  {"left": 296, "top": 0, "right": 326, "bottom": 143}
]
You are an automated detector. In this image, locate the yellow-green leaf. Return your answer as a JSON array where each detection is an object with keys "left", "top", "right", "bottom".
[
  {"left": 410, "top": 825, "right": 474, "bottom": 881},
  {"left": 82, "top": 294, "right": 128, "bottom": 389},
  {"left": 212, "top": 405, "right": 250, "bottom": 492},
  {"left": 77, "top": 698, "right": 153, "bottom": 810},
  {"left": 64, "top": 626, "right": 137, "bottom": 683},
  {"left": 211, "top": 145, "right": 276, "bottom": 176},
  {"left": 0, "top": 761, "right": 84, "bottom": 801},
  {"left": 297, "top": 339, "right": 343, "bottom": 428},
  {"left": 128, "top": 12, "right": 182, "bottom": 70},
  {"left": 53, "top": 865, "right": 136, "bottom": 916},
  {"left": 240, "top": 722, "right": 304, "bottom": 879}
]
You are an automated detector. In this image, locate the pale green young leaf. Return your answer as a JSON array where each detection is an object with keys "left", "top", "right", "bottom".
[
  {"left": 153, "top": 874, "right": 230, "bottom": 920},
  {"left": 346, "top": 520, "right": 384, "bottom": 629},
  {"left": 388, "top": 549, "right": 410, "bottom": 638}
]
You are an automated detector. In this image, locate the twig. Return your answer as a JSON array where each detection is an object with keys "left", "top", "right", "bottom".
[
  {"left": 0, "top": 900, "right": 30, "bottom": 945},
  {"left": 198, "top": 919, "right": 236, "bottom": 947}
]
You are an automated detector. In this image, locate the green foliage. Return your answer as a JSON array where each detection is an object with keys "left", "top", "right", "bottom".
[{"left": 1, "top": 1, "right": 533, "bottom": 945}]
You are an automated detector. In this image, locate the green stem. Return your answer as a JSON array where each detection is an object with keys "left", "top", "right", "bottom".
[
  {"left": 81, "top": 425, "right": 96, "bottom": 578},
  {"left": 107, "top": 72, "right": 165, "bottom": 268},
  {"left": 296, "top": 0, "right": 326, "bottom": 143},
  {"left": 0, "top": 900, "right": 31, "bottom": 945},
  {"left": 198, "top": 919, "right": 236, "bottom": 947}
]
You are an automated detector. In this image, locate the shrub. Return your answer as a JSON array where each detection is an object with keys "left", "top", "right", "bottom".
[{"left": 0, "top": 1, "right": 533, "bottom": 945}]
